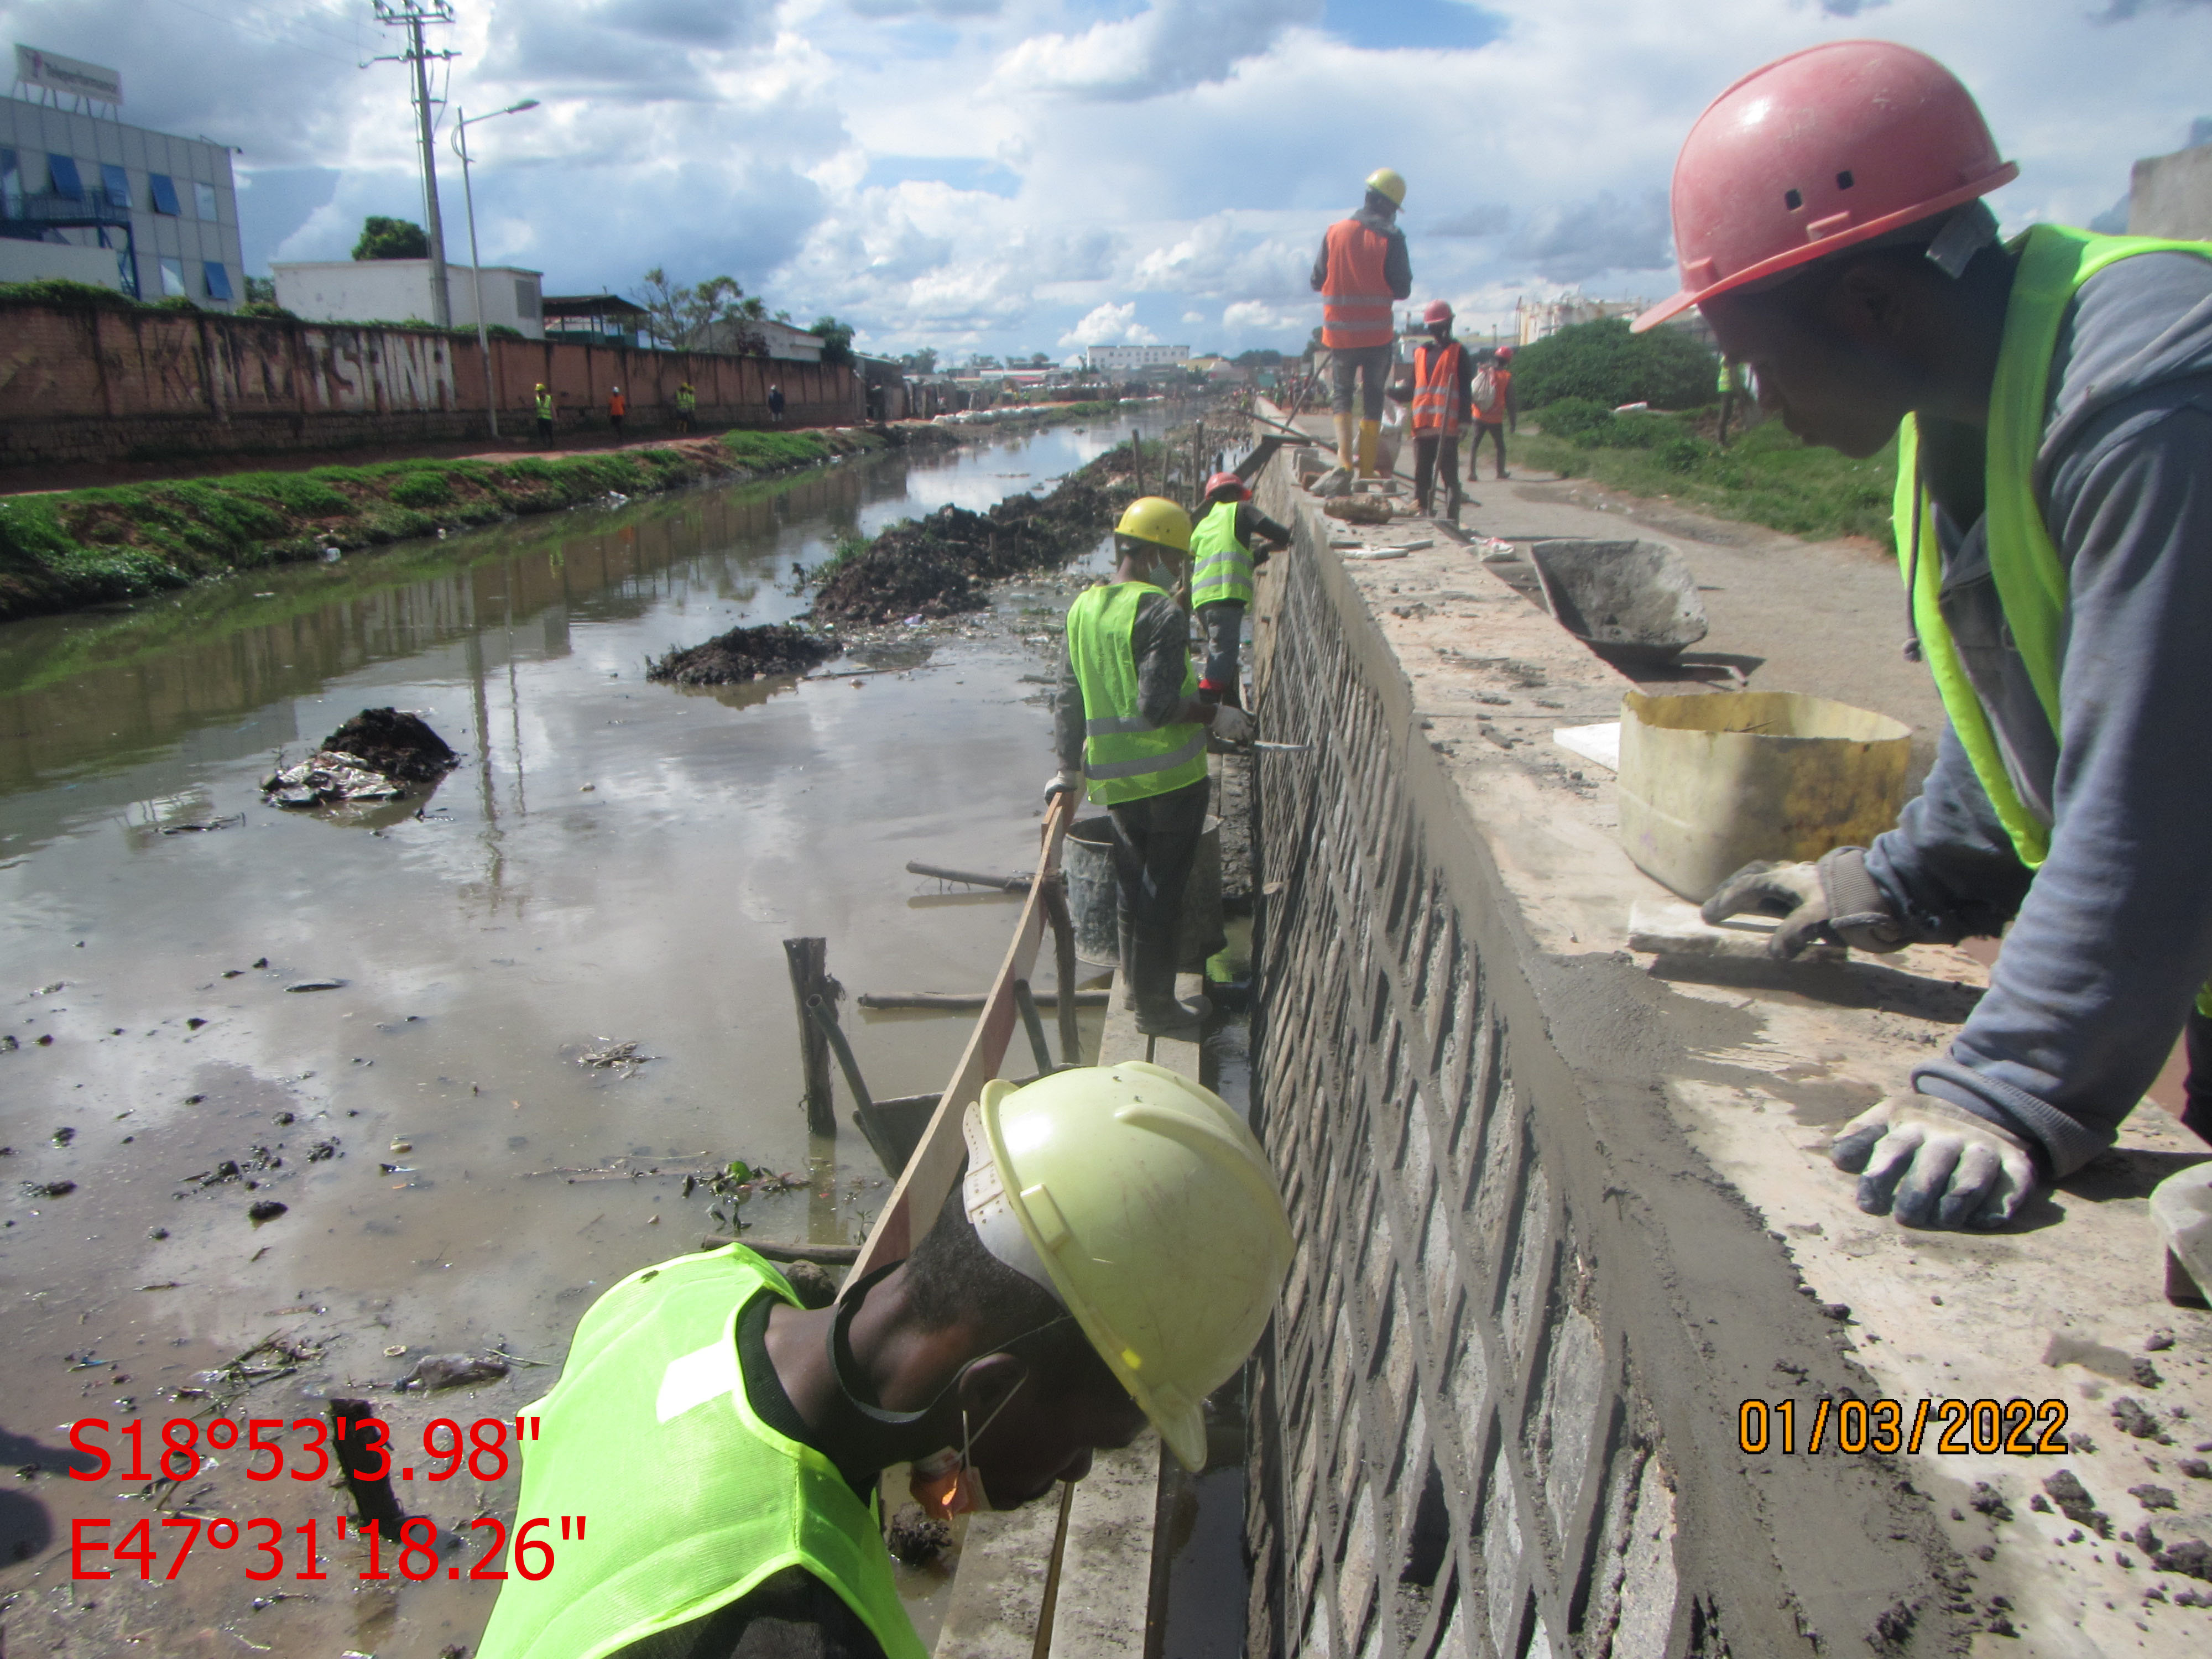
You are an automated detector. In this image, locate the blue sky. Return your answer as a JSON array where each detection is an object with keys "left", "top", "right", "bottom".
[{"left": 4, "top": 0, "right": 2208, "bottom": 359}]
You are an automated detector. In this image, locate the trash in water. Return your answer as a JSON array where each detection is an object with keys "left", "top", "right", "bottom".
[
  {"left": 285, "top": 979, "right": 346, "bottom": 993},
  {"left": 575, "top": 1039, "right": 651, "bottom": 1078},
  {"left": 247, "top": 1199, "right": 288, "bottom": 1225},
  {"left": 646, "top": 624, "right": 835, "bottom": 686},
  {"left": 399, "top": 1353, "right": 510, "bottom": 1391},
  {"left": 262, "top": 708, "right": 461, "bottom": 808}
]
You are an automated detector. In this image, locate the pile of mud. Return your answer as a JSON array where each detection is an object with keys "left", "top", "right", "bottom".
[
  {"left": 647, "top": 623, "right": 837, "bottom": 686},
  {"left": 808, "top": 463, "right": 1128, "bottom": 625},
  {"left": 323, "top": 708, "right": 460, "bottom": 782}
]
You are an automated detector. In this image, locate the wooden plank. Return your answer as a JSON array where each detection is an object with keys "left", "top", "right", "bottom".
[{"left": 854, "top": 794, "right": 1074, "bottom": 1278}]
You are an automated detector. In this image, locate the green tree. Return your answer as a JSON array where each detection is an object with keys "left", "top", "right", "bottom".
[
  {"left": 1510, "top": 316, "right": 1717, "bottom": 411},
  {"left": 899, "top": 348, "right": 938, "bottom": 375},
  {"left": 352, "top": 217, "right": 429, "bottom": 260},
  {"left": 633, "top": 268, "right": 761, "bottom": 353},
  {"left": 810, "top": 315, "right": 855, "bottom": 367}
]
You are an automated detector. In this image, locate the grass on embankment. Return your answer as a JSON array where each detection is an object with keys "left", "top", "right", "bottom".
[
  {"left": 0, "top": 428, "right": 874, "bottom": 623},
  {"left": 1518, "top": 398, "right": 1898, "bottom": 544}
]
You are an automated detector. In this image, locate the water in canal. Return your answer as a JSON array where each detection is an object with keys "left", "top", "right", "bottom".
[{"left": 0, "top": 415, "right": 1166, "bottom": 1657}]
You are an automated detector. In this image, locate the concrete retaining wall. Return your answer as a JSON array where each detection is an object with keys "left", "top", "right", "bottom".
[
  {"left": 0, "top": 298, "right": 863, "bottom": 467},
  {"left": 1239, "top": 465, "right": 1982, "bottom": 1658}
]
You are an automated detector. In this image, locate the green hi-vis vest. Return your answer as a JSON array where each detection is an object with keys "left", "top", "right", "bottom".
[
  {"left": 1067, "top": 581, "right": 1208, "bottom": 807},
  {"left": 677, "top": 388, "right": 696, "bottom": 410},
  {"left": 474, "top": 1246, "right": 928, "bottom": 1659},
  {"left": 536, "top": 390, "right": 554, "bottom": 419},
  {"left": 1190, "top": 502, "right": 1255, "bottom": 609},
  {"left": 1894, "top": 222, "right": 2212, "bottom": 1011}
]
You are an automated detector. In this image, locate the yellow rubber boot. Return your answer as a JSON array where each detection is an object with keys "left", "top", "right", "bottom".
[
  {"left": 1332, "top": 412, "right": 1356, "bottom": 472},
  {"left": 1358, "top": 419, "right": 1380, "bottom": 479}
]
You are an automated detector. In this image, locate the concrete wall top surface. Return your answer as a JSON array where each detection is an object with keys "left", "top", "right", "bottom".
[
  {"left": 1243, "top": 434, "right": 2212, "bottom": 1658},
  {"left": 2131, "top": 143, "right": 2212, "bottom": 240}
]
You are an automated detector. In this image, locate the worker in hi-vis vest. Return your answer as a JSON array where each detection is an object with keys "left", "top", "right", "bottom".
[
  {"left": 1188, "top": 471, "right": 1291, "bottom": 709},
  {"left": 534, "top": 384, "right": 555, "bottom": 447},
  {"left": 1048, "top": 498, "right": 1253, "bottom": 1035},
  {"left": 676, "top": 381, "right": 697, "bottom": 433},
  {"left": 1396, "top": 299, "right": 1474, "bottom": 517},
  {"left": 1310, "top": 168, "right": 1412, "bottom": 481},
  {"left": 1652, "top": 40, "right": 2212, "bottom": 1232},
  {"left": 476, "top": 1064, "right": 1292, "bottom": 1659}
]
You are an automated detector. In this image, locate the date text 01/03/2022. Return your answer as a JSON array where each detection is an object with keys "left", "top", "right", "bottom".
[{"left": 1738, "top": 1397, "right": 2072, "bottom": 1456}]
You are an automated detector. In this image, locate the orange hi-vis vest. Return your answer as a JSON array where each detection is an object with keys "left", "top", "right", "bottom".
[
  {"left": 1411, "top": 342, "right": 1463, "bottom": 436},
  {"left": 1475, "top": 368, "right": 1511, "bottom": 425},
  {"left": 1320, "top": 220, "right": 1395, "bottom": 349}
]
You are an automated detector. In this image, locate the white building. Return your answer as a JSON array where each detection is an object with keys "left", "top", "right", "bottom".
[
  {"left": 272, "top": 259, "right": 545, "bottom": 338},
  {"left": 698, "top": 316, "right": 825, "bottom": 362},
  {"left": 1088, "top": 342, "right": 1188, "bottom": 372},
  {"left": 1513, "top": 294, "right": 1647, "bottom": 346},
  {"left": 1, "top": 79, "right": 244, "bottom": 306}
]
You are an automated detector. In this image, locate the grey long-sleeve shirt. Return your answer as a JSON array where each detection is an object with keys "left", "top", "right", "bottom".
[
  {"left": 1861, "top": 249, "right": 2212, "bottom": 1176},
  {"left": 1054, "top": 586, "right": 1191, "bottom": 774}
]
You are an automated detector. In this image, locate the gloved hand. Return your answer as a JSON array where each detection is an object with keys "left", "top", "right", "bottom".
[
  {"left": 1699, "top": 847, "right": 1908, "bottom": 959},
  {"left": 1211, "top": 705, "right": 1255, "bottom": 744},
  {"left": 1044, "top": 769, "right": 1084, "bottom": 802},
  {"left": 1830, "top": 1095, "right": 2039, "bottom": 1229}
]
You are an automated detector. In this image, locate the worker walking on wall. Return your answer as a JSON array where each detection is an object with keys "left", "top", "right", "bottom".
[
  {"left": 476, "top": 1064, "right": 1292, "bottom": 1659},
  {"left": 1048, "top": 498, "right": 1254, "bottom": 1036},
  {"left": 608, "top": 385, "right": 626, "bottom": 438},
  {"left": 769, "top": 382, "right": 786, "bottom": 424},
  {"left": 534, "top": 383, "right": 554, "bottom": 447},
  {"left": 1404, "top": 300, "right": 1473, "bottom": 516},
  {"left": 1650, "top": 40, "right": 2212, "bottom": 1230},
  {"left": 676, "top": 380, "right": 697, "bottom": 434},
  {"left": 1468, "top": 347, "right": 1515, "bottom": 480},
  {"left": 1189, "top": 471, "right": 1292, "bottom": 708},
  {"left": 1311, "top": 168, "right": 1413, "bottom": 480}
]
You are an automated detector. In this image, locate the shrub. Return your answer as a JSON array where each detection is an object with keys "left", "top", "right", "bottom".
[
  {"left": 229, "top": 471, "right": 356, "bottom": 517},
  {"left": 1513, "top": 316, "right": 1717, "bottom": 413},
  {"left": 387, "top": 471, "right": 454, "bottom": 509},
  {"left": 1533, "top": 398, "right": 1615, "bottom": 443}
]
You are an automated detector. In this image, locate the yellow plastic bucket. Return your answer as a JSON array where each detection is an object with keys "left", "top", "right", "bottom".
[{"left": 1614, "top": 690, "right": 1912, "bottom": 901}]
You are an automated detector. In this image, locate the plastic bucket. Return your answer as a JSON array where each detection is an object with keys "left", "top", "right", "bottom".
[
  {"left": 1614, "top": 690, "right": 1912, "bottom": 901},
  {"left": 1066, "top": 812, "right": 1225, "bottom": 970}
]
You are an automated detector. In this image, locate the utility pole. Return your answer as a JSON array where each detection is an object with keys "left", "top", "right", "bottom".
[{"left": 369, "top": 2, "right": 459, "bottom": 328}]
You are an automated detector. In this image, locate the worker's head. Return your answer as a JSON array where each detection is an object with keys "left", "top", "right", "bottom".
[
  {"left": 1634, "top": 40, "right": 2016, "bottom": 458},
  {"left": 1203, "top": 471, "right": 1250, "bottom": 506},
  {"left": 611, "top": 385, "right": 621, "bottom": 394},
  {"left": 1364, "top": 167, "right": 1406, "bottom": 220},
  {"left": 1494, "top": 346, "right": 1513, "bottom": 364},
  {"left": 1422, "top": 299, "right": 1454, "bottom": 343},
  {"left": 1113, "top": 496, "right": 1192, "bottom": 582},
  {"left": 535, "top": 382, "right": 547, "bottom": 392}
]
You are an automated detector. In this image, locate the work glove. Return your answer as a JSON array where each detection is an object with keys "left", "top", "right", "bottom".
[
  {"left": 1699, "top": 847, "right": 1908, "bottom": 959},
  {"left": 1830, "top": 1094, "right": 2039, "bottom": 1229},
  {"left": 1211, "top": 705, "right": 1256, "bottom": 744},
  {"left": 1043, "top": 769, "right": 1084, "bottom": 803}
]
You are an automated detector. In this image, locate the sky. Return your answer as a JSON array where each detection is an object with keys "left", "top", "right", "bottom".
[{"left": 4, "top": 0, "right": 2209, "bottom": 361}]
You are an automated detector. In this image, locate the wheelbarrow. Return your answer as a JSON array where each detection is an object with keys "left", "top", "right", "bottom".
[{"left": 1525, "top": 539, "right": 1709, "bottom": 665}]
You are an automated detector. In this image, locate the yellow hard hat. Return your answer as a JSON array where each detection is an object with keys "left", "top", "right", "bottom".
[
  {"left": 1114, "top": 495, "right": 1192, "bottom": 555},
  {"left": 1365, "top": 168, "right": 1406, "bottom": 207},
  {"left": 964, "top": 1063, "right": 1292, "bottom": 1470}
]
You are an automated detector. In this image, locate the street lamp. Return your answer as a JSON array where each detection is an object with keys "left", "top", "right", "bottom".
[{"left": 451, "top": 98, "right": 540, "bottom": 439}]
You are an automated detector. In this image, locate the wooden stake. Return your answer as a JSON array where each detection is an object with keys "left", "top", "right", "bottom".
[{"left": 783, "top": 937, "right": 838, "bottom": 1138}]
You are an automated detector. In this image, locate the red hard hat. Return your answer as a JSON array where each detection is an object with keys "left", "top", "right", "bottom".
[
  {"left": 1633, "top": 40, "right": 2016, "bottom": 332},
  {"left": 1422, "top": 299, "right": 1454, "bottom": 325},
  {"left": 1494, "top": 346, "right": 1514, "bottom": 361},
  {"left": 1204, "top": 471, "right": 1249, "bottom": 500}
]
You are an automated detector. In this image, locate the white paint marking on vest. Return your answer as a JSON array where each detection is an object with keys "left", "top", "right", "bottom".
[{"left": 656, "top": 1338, "right": 740, "bottom": 1423}]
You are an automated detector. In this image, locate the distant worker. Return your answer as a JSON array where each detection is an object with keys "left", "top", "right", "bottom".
[
  {"left": 1400, "top": 300, "right": 1473, "bottom": 515},
  {"left": 1715, "top": 357, "right": 1745, "bottom": 447},
  {"left": 1189, "top": 471, "right": 1292, "bottom": 707},
  {"left": 608, "top": 384, "right": 626, "bottom": 438},
  {"left": 676, "top": 380, "right": 697, "bottom": 434},
  {"left": 1469, "top": 346, "right": 1515, "bottom": 480},
  {"left": 1311, "top": 168, "right": 1412, "bottom": 481},
  {"left": 533, "top": 383, "right": 554, "bottom": 447},
  {"left": 768, "top": 382, "right": 786, "bottom": 424},
  {"left": 476, "top": 1064, "right": 1292, "bottom": 1659},
  {"left": 1648, "top": 40, "right": 2212, "bottom": 1229},
  {"left": 1048, "top": 498, "right": 1253, "bottom": 1036}
]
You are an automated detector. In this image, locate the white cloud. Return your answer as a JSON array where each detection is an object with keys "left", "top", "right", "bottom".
[{"left": 1060, "top": 301, "right": 1157, "bottom": 349}]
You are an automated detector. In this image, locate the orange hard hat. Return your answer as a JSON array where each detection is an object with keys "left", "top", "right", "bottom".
[
  {"left": 1422, "top": 299, "right": 1454, "bottom": 325},
  {"left": 1494, "top": 346, "right": 1513, "bottom": 362},
  {"left": 1203, "top": 471, "right": 1249, "bottom": 501},
  {"left": 1633, "top": 40, "right": 2016, "bottom": 332}
]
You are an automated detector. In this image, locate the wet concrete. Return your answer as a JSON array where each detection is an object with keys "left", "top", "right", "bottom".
[{"left": 0, "top": 415, "right": 1164, "bottom": 1656}]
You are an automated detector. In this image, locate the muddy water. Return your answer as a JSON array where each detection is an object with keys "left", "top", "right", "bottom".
[{"left": 0, "top": 417, "right": 1161, "bottom": 1657}]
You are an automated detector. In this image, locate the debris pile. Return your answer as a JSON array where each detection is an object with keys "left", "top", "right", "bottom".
[
  {"left": 263, "top": 708, "right": 460, "bottom": 808},
  {"left": 807, "top": 462, "right": 1126, "bottom": 625},
  {"left": 648, "top": 623, "right": 836, "bottom": 686}
]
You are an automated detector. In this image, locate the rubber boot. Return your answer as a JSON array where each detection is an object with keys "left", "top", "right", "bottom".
[
  {"left": 1358, "top": 419, "right": 1380, "bottom": 479},
  {"left": 1332, "top": 412, "right": 1356, "bottom": 472}
]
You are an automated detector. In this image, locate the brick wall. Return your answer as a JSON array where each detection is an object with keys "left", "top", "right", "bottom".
[{"left": 0, "top": 298, "right": 864, "bottom": 468}]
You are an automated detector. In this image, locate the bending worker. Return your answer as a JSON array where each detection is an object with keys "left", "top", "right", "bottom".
[
  {"left": 1189, "top": 470, "right": 1291, "bottom": 707},
  {"left": 1642, "top": 40, "right": 2212, "bottom": 1229},
  {"left": 1311, "top": 168, "right": 1412, "bottom": 481},
  {"left": 477, "top": 1063, "right": 1291, "bottom": 1659},
  {"left": 1048, "top": 498, "right": 1253, "bottom": 1036},
  {"left": 1401, "top": 300, "right": 1473, "bottom": 516}
]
